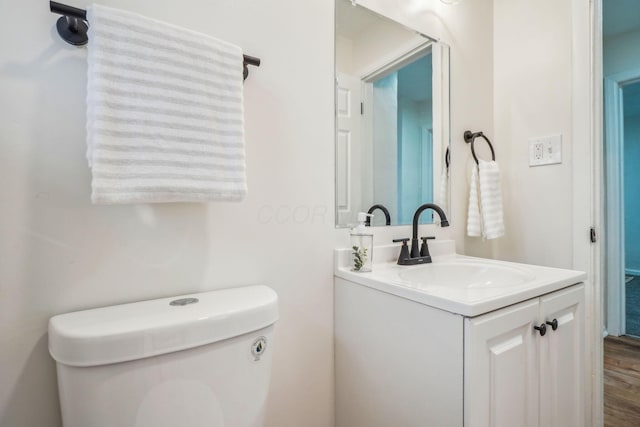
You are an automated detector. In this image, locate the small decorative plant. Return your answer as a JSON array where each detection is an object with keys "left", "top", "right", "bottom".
[{"left": 352, "top": 245, "right": 368, "bottom": 271}]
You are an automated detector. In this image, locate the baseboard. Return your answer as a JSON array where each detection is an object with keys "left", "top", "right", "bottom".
[{"left": 625, "top": 268, "right": 640, "bottom": 277}]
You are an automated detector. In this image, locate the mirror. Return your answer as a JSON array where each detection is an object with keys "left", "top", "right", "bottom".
[{"left": 335, "top": 0, "right": 450, "bottom": 228}]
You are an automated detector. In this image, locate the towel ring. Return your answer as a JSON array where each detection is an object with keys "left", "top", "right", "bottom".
[{"left": 464, "top": 130, "right": 495, "bottom": 165}]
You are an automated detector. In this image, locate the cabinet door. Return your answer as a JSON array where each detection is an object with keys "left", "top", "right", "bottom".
[
  {"left": 539, "top": 284, "right": 585, "bottom": 427},
  {"left": 465, "top": 299, "right": 540, "bottom": 427}
]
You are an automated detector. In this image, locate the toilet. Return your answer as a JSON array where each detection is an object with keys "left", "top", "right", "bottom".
[{"left": 48, "top": 285, "right": 278, "bottom": 427}]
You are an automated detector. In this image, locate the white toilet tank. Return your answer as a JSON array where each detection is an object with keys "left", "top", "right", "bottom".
[{"left": 49, "top": 285, "right": 278, "bottom": 427}]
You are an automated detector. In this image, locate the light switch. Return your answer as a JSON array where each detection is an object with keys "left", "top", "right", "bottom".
[{"left": 529, "top": 134, "right": 562, "bottom": 167}]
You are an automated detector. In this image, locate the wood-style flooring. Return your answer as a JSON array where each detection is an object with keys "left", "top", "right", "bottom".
[{"left": 604, "top": 336, "right": 640, "bottom": 427}]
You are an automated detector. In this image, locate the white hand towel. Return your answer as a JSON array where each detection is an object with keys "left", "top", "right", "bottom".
[
  {"left": 478, "top": 159, "right": 505, "bottom": 239},
  {"left": 436, "top": 167, "right": 449, "bottom": 219},
  {"left": 467, "top": 165, "right": 482, "bottom": 237},
  {"left": 86, "top": 4, "right": 246, "bottom": 204}
]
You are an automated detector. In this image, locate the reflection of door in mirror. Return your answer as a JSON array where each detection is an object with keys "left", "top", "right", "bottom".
[
  {"left": 366, "top": 52, "right": 434, "bottom": 225},
  {"left": 335, "top": 0, "right": 450, "bottom": 228},
  {"left": 336, "top": 73, "right": 362, "bottom": 226}
]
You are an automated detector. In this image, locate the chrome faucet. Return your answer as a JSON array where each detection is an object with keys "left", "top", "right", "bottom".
[{"left": 393, "top": 203, "right": 449, "bottom": 265}]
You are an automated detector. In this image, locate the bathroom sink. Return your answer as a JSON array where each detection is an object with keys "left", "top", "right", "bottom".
[
  {"left": 334, "top": 242, "right": 587, "bottom": 316},
  {"left": 396, "top": 260, "right": 536, "bottom": 289}
]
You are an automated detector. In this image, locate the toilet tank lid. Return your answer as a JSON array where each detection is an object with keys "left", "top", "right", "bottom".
[{"left": 48, "top": 285, "right": 278, "bottom": 367}]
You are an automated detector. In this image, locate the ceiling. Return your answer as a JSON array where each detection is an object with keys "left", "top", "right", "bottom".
[
  {"left": 603, "top": 0, "right": 640, "bottom": 117},
  {"left": 335, "top": 0, "right": 390, "bottom": 39},
  {"left": 397, "top": 54, "right": 433, "bottom": 103},
  {"left": 603, "top": 0, "right": 640, "bottom": 39}
]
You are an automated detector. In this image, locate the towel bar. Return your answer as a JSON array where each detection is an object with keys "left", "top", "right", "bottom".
[
  {"left": 464, "top": 130, "right": 496, "bottom": 165},
  {"left": 49, "top": 1, "right": 261, "bottom": 80}
]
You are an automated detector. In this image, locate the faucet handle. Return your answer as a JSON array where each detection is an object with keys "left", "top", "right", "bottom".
[
  {"left": 419, "top": 237, "right": 435, "bottom": 257},
  {"left": 393, "top": 238, "right": 411, "bottom": 265}
]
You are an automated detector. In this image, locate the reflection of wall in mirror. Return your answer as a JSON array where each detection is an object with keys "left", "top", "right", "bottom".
[{"left": 336, "top": 12, "right": 429, "bottom": 227}]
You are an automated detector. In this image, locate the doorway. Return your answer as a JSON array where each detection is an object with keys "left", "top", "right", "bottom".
[
  {"left": 603, "top": 0, "right": 640, "bottom": 337},
  {"left": 605, "top": 74, "right": 640, "bottom": 337},
  {"left": 622, "top": 81, "right": 640, "bottom": 337},
  {"left": 602, "top": 1, "right": 640, "bottom": 425}
]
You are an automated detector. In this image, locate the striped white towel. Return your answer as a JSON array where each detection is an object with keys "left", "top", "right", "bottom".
[
  {"left": 435, "top": 167, "right": 449, "bottom": 220},
  {"left": 478, "top": 159, "right": 505, "bottom": 239},
  {"left": 467, "top": 160, "right": 505, "bottom": 239},
  {"left": 466, "top": 165, "right": 482, "bottom": 237},
  {"left": 86, "top": 4, "right": 246, "bottom": 204}
]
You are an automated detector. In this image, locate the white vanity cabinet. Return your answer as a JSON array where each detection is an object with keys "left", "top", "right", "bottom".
[
  {"left": 464, "top": 284, "right": 584, "bottom": 427},
  {"left": 335, "top": 277, "right": 585, "bottom": 427},
  {"left": 334, "top": 277, "right": 465, "bottom": 427}
]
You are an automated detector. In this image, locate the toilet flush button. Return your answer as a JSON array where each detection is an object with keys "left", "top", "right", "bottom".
[
  {"left": 251, "top": 336, "right": 267, "bottom": 361},
  {"left": 169, "top": 297, "right": 199, "bottom": 306}
]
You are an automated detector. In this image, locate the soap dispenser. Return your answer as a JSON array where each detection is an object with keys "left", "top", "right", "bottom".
[{"left": 350, "top": 212, "right": 374, "bottom": 272}]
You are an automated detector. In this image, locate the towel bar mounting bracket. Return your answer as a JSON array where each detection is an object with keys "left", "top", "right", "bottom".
[
  {"left": 51, "top": 1, "right": 88, "bottom": 46},
  {"left": 55, "top": 15, "right": 88, "bottom": 46}
]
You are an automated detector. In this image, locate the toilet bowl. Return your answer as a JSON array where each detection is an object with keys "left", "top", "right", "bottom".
[{"left": 48, "top": 285, "right": 278, "bottom": 427}]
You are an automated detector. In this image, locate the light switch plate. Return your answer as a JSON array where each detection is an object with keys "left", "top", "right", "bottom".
[{"left": 529, "top": 134, "right": 562, "bottom": 166}]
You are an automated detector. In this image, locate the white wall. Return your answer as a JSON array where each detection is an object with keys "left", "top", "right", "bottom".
[
  {"left": 335, "top": 35, "right": 354, "bottom": 75},
  {"left": 335, "top": 0, "right": 494, "bottom": 250},
  {"left": 0, "top": 1, "right": 334, "bottom": 426},
  {"left": 485, "top": 0, "right": 575, "bottom": 268}
]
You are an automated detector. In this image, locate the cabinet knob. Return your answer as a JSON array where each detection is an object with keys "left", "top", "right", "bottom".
[
  {"left": 534, "top": 323, "right": 547, "bottom": 336},
  {"left": 546, "top": 319, "right": 558, "bottom": 331}
]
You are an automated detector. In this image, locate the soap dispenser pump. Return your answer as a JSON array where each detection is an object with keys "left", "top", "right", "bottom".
[{"left": 350, "top": 212, "right": 374, "bottom": 272}]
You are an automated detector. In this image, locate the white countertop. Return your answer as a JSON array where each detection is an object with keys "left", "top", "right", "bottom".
[{"left": 334, "top": 242, "right": 587, "bottom": 317}]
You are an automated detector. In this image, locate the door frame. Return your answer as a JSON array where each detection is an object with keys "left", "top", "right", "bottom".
[
  {"left": 604, "top": 70, "right": 640, "bottom": 336},
  {"left": 573, "top": 0, "right": 640, "bottom": 424},
  {"left": 571, "top": 0, "right": 602, "bottom": 425}
]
